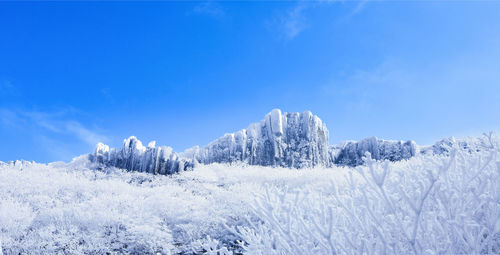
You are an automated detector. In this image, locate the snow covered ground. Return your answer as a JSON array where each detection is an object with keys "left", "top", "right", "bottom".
[{"left": 1, "top": 134, "right": 499, "bottom": 254}]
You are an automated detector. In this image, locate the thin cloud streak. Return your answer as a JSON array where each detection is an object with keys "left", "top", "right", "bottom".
[
  {"left": 280, "top": 4, "right": 308, "bottom": 40},
  {"left": 351, "top": 0, "right": 370, "bottom": 15},
  {"left": 191, "top": 1, "right": 225, "bottom": 19},
  {"left": 0, "top": 108, "right": 109, "bottom": 161},
  {"left": 65, "top": 121, "right": 108, "bottom": 147},
  {"left": 273, "top": 0, "right": 369, "bottom": 41}
]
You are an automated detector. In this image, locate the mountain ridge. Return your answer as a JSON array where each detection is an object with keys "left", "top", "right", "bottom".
[{"left": 89, "top": 109, "right": 429, "bottom": 173}]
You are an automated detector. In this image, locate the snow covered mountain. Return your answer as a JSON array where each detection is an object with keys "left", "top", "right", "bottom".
[
  {"left": 89, "top": 109, "right": 448, "bottom": 173},
  {"left": 91, "top": 109, "right": 330, "bottom": 172}
]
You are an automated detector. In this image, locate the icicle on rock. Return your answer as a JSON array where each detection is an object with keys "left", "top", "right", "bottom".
[{"left": 90, "top": 136, "right": 195, "bottom": 174}]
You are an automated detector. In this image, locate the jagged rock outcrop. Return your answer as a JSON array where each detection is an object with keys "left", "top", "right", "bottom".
[
  {"left": 0, "top": 159, "right": 35, "bottom": 169},
  {"left": 421, "top": 137, "right": 482, "bottom": 155},
  {"left": 89, "top": 109, "right": 423, "bottom": 174},
  {"left": 90, "top": 137, "right": 194, "bottom": 175},
  {"left": 333, "top": 137, "right": 418, "bottom": 167},
  {"left": 188, "top": 109, "right": 330, "bottom": 168}
]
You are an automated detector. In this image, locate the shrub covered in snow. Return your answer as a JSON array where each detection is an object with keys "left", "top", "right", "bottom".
[
  {"left": 1, "top": 134, "right": 499, "bottom": 254},
  {"left": 230, "top": 133, "right": 500, "bottom": 254}
]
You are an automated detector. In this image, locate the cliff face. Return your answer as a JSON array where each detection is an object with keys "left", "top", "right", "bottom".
[
  {"left": 191, "top": 109, "right": 330, "bottom": 168},
  {"left": 333, "top": 137, "right": 418, "bottom": 167},
  {"left": 91, "top": 137, "right": 194, "bottom": 175},
  {"left": 89, "top": 109, "right": 422, "bottom": 174},
  {"left": 420, "top": 137, "right": 482, "bottom": 155}
]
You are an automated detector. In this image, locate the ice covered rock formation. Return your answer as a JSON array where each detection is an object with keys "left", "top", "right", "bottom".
[
  {"left": 333, "top": 137, "right": 418, "bottom": 167},
  {"left": 190, "top": 109, "right": 330, "bottom": 168},
  {"left": 90, "top": 109, "right": 423, "bottom": 174},
  {"left": 90, "top": 136, "right": 194, "bottom": 174},
  {"left": 420, "top": 137, "right": 482, "bottom": 155}
]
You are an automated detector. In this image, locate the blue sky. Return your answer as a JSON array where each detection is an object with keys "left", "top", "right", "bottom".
[{"left": 1, "top": 1, "right": 499, "bottom": 162}]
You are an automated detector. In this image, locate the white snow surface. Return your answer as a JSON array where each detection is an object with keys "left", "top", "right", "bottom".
[{"left": 1, "top": 134, "right": 499, "bottom": 254}]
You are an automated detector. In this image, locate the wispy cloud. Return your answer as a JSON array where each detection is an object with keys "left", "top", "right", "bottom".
[
  {"left": 192, "top": 1, "right": 225, "bottom": 19},
  {"left": 23, "top": 109, "right": 108, "bottom": 146},
  {"left": 279, "top": 4, "right": 308, "bottom": 40},
  {"left": 64, "top": 120, "right": 107, "bottom": 147},
  {"left": 0, "top": 79, "right": 16, "bottom": 96},
  {"left": 273, "top": 0, "right": 371, "bottom": 40},
  {"left": 0, "top": 108, "right": 24, "bottom": 127},
  {"left": 319, "top": 45, "right": 500, "bottom": 143},
  {"left": 350, "top": 0, "right": 370, "bottom": 16},
  {"left": 0, "top": 80, "right": 14, "bottom": 91},
  {"left": 0, "top": 108, "right": 109, "bottom": 161},
  {"left": 33, "top": 135, "right": 77, "bottom": 161}
]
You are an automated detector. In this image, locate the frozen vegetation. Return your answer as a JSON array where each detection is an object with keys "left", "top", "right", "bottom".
[{"left": 1, "top": 133, "right": 499, "bottom": 254}]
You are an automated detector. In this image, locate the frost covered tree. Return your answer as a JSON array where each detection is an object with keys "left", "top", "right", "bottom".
[
  {"left": 228, "top": 133, "right": 500, "bottom": 254},
  {"left": 0, "top": 134, "right": 498, "bottom": 254}
]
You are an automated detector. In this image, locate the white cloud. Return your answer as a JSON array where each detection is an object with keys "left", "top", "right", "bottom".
[
  {"left": 280, "top": 4, "right": 308, "bottom": 40},
  {"left": 350, "top": 0, "right": 370, "bottom": 16},
  {"left": 64, "top": 121, "right": 108, "bottom": 147},
  {"left": 273, "top": 0, "right": 371, "bottom": 40}
]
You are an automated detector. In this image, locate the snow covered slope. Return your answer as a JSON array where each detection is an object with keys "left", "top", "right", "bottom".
[{"left": 1, "top": 134, "right": 499, "bottom": 254}]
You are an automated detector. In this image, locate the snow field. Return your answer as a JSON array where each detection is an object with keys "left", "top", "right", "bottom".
[{"left": 1, "top": 134, "right": 499, "bottom": 254}]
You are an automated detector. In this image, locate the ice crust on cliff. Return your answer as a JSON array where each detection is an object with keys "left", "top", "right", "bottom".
[
  {"left": 91, "top": 137, "right": 194, "bottom": 175},
  {"left": 333, "top": 137, "right": 418, "bottom": 167},
  {"left": 420, "top": 136, "right": 483, "bottom": 155},
  {"left": 189, "top": 109, "right": 330, "bottom": 168},
  {"left": 90, "top": 109, "right": 427, "bottom": 173}
]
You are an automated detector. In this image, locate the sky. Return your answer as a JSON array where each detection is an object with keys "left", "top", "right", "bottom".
[{"left": 1, "top": 1, "right": 500, "bottom": 163}]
